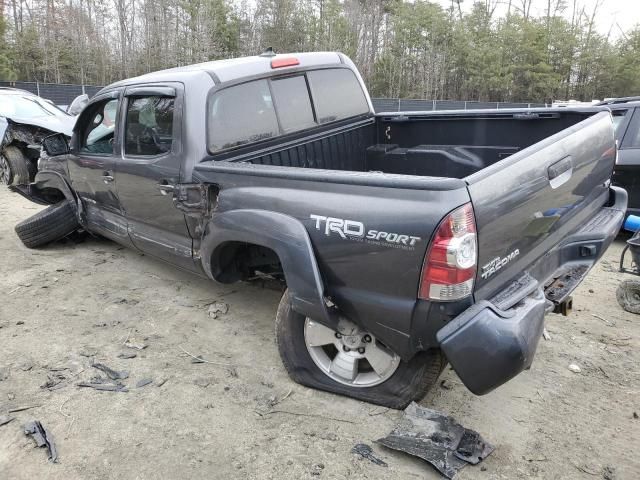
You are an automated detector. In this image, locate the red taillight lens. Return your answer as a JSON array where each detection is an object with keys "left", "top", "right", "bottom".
[
  {"left": 419, "top": 203, "right": 477, "bottom": 301},
  {"left": 271, "top": 57, "right": 300, "bottom": 68}
]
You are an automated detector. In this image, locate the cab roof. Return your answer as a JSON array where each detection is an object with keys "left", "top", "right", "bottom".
[{"left": 100, "top": 52, "right": 347, "bottom": 94}]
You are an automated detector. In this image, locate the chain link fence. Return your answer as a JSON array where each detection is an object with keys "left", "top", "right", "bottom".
[
  {"left": 0, "top": 81, "right": 103, "bottom": 107},
  {"left": 0, "top": 80, "right": 549, "bottom": 111}
]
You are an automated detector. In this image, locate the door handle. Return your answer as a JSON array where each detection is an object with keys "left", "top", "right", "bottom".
[
  {"left": 157, "top": 181, "right": 175, "bottom": 196},
  {"left": 548, "top": 156, "right": 572, "bottom": 189},
  {"left": 102, "top": 172, "right": 114, "bottom": 184}
]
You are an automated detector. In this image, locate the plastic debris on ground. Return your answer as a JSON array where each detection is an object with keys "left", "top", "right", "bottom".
[
  {"left": 207, "top": 302, "right": 229, "bottom": 318},
  {"left": 117, "top": 352, "right": 137, "bottom": 359},
  {"left": 136, "top": 378, "right": 153, "bottom": 388},
  {"left": 24, "top": 420, "right": 58, "bottom": 463},
  {"left": 124, "top": 338, "right": 148, "bottom": 350},
  {"left": 91, "top": 361, "right": 129, "bottom": 380},
  {"left": 351, "top": 443, "right": 388, "bottom": 467},
  {"left": 77, "top": 376, "right": 129, "bottom": 392},
  {"left": 0, "top": 415, "right": 15, "bottom": 427},
  {"left": 376, "top": 402, "right": 494, "bottom": 479}
]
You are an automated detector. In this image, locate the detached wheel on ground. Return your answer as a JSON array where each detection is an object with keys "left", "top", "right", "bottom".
[
  {"left": 275, "top": 290, "right": 445, "bottom": 409},
  {"left": 616, "top": 279, "right": 640, "bottom": 314},
  {"left": 0, "top": 146, "right": 35, "bottom": 186},
  {"left": 15, "top": 201, "right": 79, "bottom": 248}
]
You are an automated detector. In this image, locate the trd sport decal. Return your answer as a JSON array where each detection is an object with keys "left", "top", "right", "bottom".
[{"left": 310, "top": 214, "right": 421, "bottom": 250}]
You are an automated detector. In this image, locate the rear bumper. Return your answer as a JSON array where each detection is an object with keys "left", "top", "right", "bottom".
[
  {"left": 437, "top": 186, "right": 626, "bottom": 395},
  {"left": 437, "top": 289, "right": 546, "bottom": 395}
]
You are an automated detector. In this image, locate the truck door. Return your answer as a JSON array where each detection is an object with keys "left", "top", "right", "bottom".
[
  {"left": 68, "top": 90, "right": 133, "bottom": 247},
  {"left": 114, "top": 84, "right": 197, "bottom": 272}
]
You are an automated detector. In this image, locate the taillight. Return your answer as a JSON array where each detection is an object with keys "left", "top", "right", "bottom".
[{"left": 419, "top": 203, "right": 477, "bottom": 301}]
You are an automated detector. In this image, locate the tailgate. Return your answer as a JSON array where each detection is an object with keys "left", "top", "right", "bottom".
[{"left": 466, "top": 111, "right": 616, "bottom": 301}]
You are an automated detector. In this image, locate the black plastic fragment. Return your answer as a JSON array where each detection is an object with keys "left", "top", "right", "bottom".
[
  {"left": 91, "top": 362, "right": 129, "bottom": 380},
  {"left": 77, "top": 380, "right": 129, "bottom": 392},
  {"left": 0, "top": 415, "right": 15, "bottom": 426},
  {"left": 24, "top": 420, "right": 58, "bottom": 463},
  {"left": 351, "top": 443, "right": 387, "bottom": 467},
  {"left": 136, "top": 378, "right": 153, "bottom": 388},
  {"left": 454, "top": 430, "right": 485, "bottom": 464},
  {"left": 376, "top": 402, "right": 494, "bottom": 479},
  {"left": 117, "top": 352, "right": 137, "bottom": 359}
]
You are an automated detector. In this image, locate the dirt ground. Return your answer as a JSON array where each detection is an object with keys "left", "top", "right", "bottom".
[{"left": 0, "top": 187, "right": 638, "bottom": 480}]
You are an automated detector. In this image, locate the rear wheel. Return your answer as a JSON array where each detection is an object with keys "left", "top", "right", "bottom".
[
  {"left": 1, "top": 146, "right": 34, "bottom": 186},
  {"left": 275, "top": 290, "right": 445, "bottom": 409},
  {"left": 15, "top": 201, "right": 78, "bottom": 248}
]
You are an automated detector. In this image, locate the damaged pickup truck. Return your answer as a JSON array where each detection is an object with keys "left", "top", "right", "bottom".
[
  {"left": 12, "top": 52, "right": 626, "bottom": 408},
  {"left": 0, "top": 87, "right": 81, "bottom": 185}
]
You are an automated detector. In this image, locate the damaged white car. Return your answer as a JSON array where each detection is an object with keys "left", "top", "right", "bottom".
[{"left": 0, "top": 87, "right": 84, "bottom": 185}]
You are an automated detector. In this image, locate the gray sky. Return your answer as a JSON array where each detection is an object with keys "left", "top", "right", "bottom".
[{"left": 433, "top": 0, "right": 640, "bottom": 38}]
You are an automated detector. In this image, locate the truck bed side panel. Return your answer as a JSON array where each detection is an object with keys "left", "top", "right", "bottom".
[{"left": 194, "top": 167, "right": 470, "bottom": 356}]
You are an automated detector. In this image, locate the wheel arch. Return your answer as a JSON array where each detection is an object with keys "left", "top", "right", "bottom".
[
  {"left": 10, "top": 170, "right": 77, "bottom": 208},
  {"left": 200, "top": 209, "right": 338, "bottom": 329}
]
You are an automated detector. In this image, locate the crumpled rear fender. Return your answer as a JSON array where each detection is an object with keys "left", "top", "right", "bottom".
[{"left": 199, "top": 209, "right": 339, "bottom": 330}]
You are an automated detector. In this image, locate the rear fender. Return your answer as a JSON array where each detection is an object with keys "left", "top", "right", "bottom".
[{"left": 199, "top": 209, "right": 339, "bottom": 330}]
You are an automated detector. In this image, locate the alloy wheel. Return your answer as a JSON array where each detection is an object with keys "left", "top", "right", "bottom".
[{"left": 304, "top": 318, "right": 401, "bottom": 387}]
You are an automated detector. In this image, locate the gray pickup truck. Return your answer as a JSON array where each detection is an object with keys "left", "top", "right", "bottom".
[{"left": 11, "top": 51, "right": 626, "bottom": 408}]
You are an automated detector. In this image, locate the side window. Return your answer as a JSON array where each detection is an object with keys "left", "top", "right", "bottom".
[
  {"left": 125, "top": 96, "right": 175, "bottom": 156},
  {"left": 622, "top": 108, "right": 640, "bottom": 149},
  {"left": 270, "top": 76, "right": 316, "bottom": 133},
  {"left": 79, "top": 98, "right": 119, "bottom": 155},
  {"left": 208, "top": 79, "right": 279, "bottom": 152},
  {"left": 307, "top": 69, "right": 369, "bottom": 124},
  {"left": 611, "top": 109, "right": 629, "bottom": 139}
]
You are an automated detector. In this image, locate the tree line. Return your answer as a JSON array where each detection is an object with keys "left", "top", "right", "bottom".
[{"left": 1, "top": 0, "right": 640, "bottom": 103}]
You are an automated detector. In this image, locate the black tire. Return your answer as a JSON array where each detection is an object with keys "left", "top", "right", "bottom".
[
  {"left": 2, "top": 145, "right": 35, "bottom": 186},
  {"left": 275, "top": 290, "right": 445, "bottom": 409},
  {"left": 15, "top": 201, "right": 78, "bottom": 248},
  {"left": 616, "top": 279, "right": 640, "bottom": 314}
]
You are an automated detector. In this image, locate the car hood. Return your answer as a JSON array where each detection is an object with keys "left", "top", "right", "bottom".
[{"left": 3, "top": 113, "right": 77, "bottom": 137}]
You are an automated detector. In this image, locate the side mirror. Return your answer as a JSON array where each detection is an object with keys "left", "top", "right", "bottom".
[
  {"left": 42, "top": 133, "right": 70, "bottom": 157},
  {"left": 67, "top": 94, "right": 89, "bottom": 115}
]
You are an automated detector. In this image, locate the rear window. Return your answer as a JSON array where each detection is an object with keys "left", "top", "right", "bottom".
[
  {"left": 207, "top": 68, "right": 370, "bottom": 153},
  {"left": 271, "top": 76, "right": 316, "bottom": 133},
  {"left": 307, "top": 69, "right": 369, "bottom": 124},
  {"left": 208, "top": 79, "right": 279, "bottom": 152}
]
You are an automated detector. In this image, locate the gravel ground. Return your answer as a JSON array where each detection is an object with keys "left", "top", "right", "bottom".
[{"left": 0, "top": 187, "right": 638, "bottom": 480}]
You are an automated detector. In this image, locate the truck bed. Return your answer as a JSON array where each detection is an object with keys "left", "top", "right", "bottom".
[{"left": 218, "top": 109, "right": 604, "bottom": 180}]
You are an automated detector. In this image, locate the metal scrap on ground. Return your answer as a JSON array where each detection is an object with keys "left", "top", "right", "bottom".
[
  {"left": 376, "top": 402, "right": 494, "bottom": 479},
  {"left": 23, "top": 420, "right": 58, "bottom": 463}
]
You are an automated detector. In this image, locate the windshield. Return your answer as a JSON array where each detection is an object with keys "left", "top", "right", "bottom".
[{"left": 0, "top": 95, "right": 66, "bottom": 119}]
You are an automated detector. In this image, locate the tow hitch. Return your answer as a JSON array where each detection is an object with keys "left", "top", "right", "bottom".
[{"left": 552, "top": 296, "right": 573, "bottom": 316}]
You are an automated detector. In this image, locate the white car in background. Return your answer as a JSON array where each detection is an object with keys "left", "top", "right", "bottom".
[{"left": 0, "top": 88, "right": 85, "bottom": 185}]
